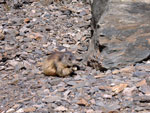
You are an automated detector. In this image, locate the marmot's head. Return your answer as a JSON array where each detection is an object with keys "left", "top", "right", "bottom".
[{"left": 60, "top": 51, "right": 76, "bottom": 67}]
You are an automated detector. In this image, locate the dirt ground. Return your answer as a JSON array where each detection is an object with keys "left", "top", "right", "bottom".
[{"left": 0, "top": 0, "right": 150, "bottom": 113}]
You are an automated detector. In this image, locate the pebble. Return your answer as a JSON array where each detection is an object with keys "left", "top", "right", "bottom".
[
  {"left": 16, "top": 108, "right": 24, "bottom": 113},
  {"left": 6, "top": 108, "right": 15, "bottom": 113},
  {"left": 54, "top": 106, "right": 68, "bottom": 112}
]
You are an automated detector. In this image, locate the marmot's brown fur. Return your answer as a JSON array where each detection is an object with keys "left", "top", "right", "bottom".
[{"left": 42, "top": 51, "right": 76, "bottom": 77}]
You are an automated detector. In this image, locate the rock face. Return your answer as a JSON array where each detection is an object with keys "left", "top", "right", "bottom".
[{"left": 95, "top": 0, "right": 150, "bottom": 69}]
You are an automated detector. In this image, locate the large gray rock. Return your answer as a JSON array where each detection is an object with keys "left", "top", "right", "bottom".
[{"left": 96, "top": 0, "right": 150, "bottom": 69}]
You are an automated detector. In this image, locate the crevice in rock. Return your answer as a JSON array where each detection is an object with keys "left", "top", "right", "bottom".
[
  {"left": 0, "top": 57, "right": 8, "bottom": 62},
  {"left": 87, "top": 59, "right": 107, "bottom": 72},
  {"left": 98, "top": 44, "right": 106, "bottom": 52},
  {"left": 135, "top": 54, "right": 150, "bottom": 64}
]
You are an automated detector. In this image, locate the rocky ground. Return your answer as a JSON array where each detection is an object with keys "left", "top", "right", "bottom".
[{"left": 0, "top": 0, "right": 150, "bottom": 113}]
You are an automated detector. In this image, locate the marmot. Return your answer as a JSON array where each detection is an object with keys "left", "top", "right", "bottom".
[{"left": 42, "top": 51, "right": 77, "bottom": 77}]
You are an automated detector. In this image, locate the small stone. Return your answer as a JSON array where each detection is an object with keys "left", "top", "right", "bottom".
[
  {"left": 99, "top": 85, "right": 111, "bottom": 91},
  {"left": 3, "top": 28, "right": 19, "bottom": 36},
  {"left": 63, "top": 44, "right": 71, "bottom": 48},
  {"left": 43, "top": 89, "right": 50, "bottom": 95},
  {"left": 111, "top": 83, "right": 128, "bottom": 94},
  {"left": 77, "top": 98, "right": 89, "bottom": 106},
  {"left": 136, "top": 64, "right": 150, "bottom": 72},
  {"left": 32, "top": 10, "right": 36, "bottom": 13},
  {"left": 23, "top": 107, "right": 36, "bottom": 112},
  {"left": 24, "top": 18, "right": 30, "bottom": 23},
  {"left": 23, "top": 60, "right": 32, "bottom": 69},
  {"left": 42, "top": 12, "right": 51, "bottom": 18},
  {"left": 94, "top": 73, "right": 106, "bottom": 78},
  {"left": 133, "top": 71, "right": 147, "bottom": 77},
  {"left": 119, "top": 66, "right": 134, "bottom": 73},
  {"left": 54, "top": 106, "right": 68, "bottom": 112},
  {"left": 0, "top": 53, "right": 2, "bottom": 61},
  {"left": 7, "top": 60, "right": 19, "bottom": 67},
  {"left": 28, "top": 32, "right": 44, "bottom": 40},
  {"left": 102, "top": 94, "right": 112, "bottom": 99},
  {"left": 50, "top": 78, "right": 61, "bottom": 86},
  {"left": 139, "top": 85, "right": 150, "bottom": 95},
  {"left": 136, "top": 79, "right": 147, "bottom": 87},
  {"left": 112, "top": 69, "right": 120, "bottom": 74},
  {"left": 79, "top": 10, "right": 87, "bottom": 16},
  {"left": 42, "top": 96, "right": 61, "bottom": 103},
  {"left": 64, "top": 90, "right": 71, "bottom": 99},
  {"left": 16, "top": 108, "right": 24, "bottom": 113},
  {"left": 0, "top": 31, "right": 5, "bottom": 40},
  {"left": 86, "top": 109, "right": 94, "bottom": 113},
  {"left": 12, "top": 104, "right": 20, "bottom": 109},
  {"left": 20, "top": 27, "right": 31, "bottom": 35},
  {"left": 105, "top": 70, "right": 112, "bottom": 75},
  {"left": 112, "top": 66, "right": 134, "bottom": 74},
  {"left": 8, "top": 79, "right": 19, "bottom": 85},
  {"left": 6, "top": 108, "right": 15, "bottom": 113},
  {"left": 146, "top": 60, "right": 150, "bottom": 64},
  {"left": 66, "top": 81, "right": 77, "bottom": 86},
  {"left": 16, "top": 36, "right": 24, "bottom": 41},
  {"left": 90, "top": 99, "right": 96, "bottom": 104},
  {"left": 108, "top": 110, "right": 119, "bottom": 113},
  {"left": 123, "top": 87, "right": 137, "bottom": 97},
  {"left": 61, "top": 9, "right": 72, "bottom": 16}
]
